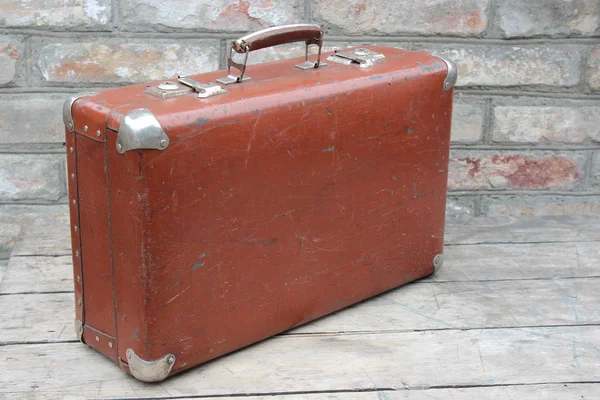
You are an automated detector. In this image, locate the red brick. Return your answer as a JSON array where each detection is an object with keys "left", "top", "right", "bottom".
[
  {"left": 588, "top": 47, "right": 600, "bottom": 91},
  {"left": 121, "top": 0, "right": 302, "bottom": 31},
  {"left": 492, "top": 104, "right": 600, "bottom": 143},
  {"left": 34, "top": 39, "right": 220, "bottom": 84},
  {"left": 448, "top": 151, "right": 585, "bottom": 190},
  {"left": 0, "top": 0, "right": 111, "bottom": 29},
  {"left": 0, "top": 36, "right": 24, "bottom": 86},
  {"left": 312, "top": 0, "right": 489, "bottom": 36}
]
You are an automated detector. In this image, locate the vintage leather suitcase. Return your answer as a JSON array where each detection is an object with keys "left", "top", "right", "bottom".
[{"left": 63, "top": 24, "right": 456, "bottom": 382}]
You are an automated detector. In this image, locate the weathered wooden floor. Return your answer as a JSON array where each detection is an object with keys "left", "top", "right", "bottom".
[{"left": 1, "top": 209, "right": 599, "bottom": 399}]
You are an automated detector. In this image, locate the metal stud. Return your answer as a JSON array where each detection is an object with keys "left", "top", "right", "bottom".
[
  {"left": 69, "top": 147, "right": 74, "bottom": 153},
  {"left": 77, "top": 299, "right": 81, "bottom": 306},
  {"left": 117, "top": 143, "right": 123, "bottom": 152},
  {"left": 167, "top": 355, "right": 175, "bottom": 365},
  {"left": 74, "top": 225, "right": 78, "bottom": 232},
  {"left": 96, "top": 130, "right": 101, "bottom": 137},
  {"left": 126, "top": 349, "right": 133, "bottom": 358},
  {"left": 433, "top": 254, "right": 444, "bottom": 272},
  {"left": 95, "top": 336, "right": 100, "bottom": 342},
  {"left": 67, "top": 122, "right": 74, "bottom": 131},
  {"left": 84, "top": 125, "right": 89, "bottom": 132},
  {"left": 159, "top": 139, "right": 168, "bottom": 148},
  {"left": 75, "top": 250, "right": 79, "bottom": 258},
  {"left": 71, "top": 173, "right": 75, "bottom": 181},
  {"left": 109, "top": 342, "right": 113, "bottom": 348},
  {"left": 76, "top": 275, "right": 81, "bottom": 283},
  {"left": 72, "top": 198, "right": 77, "bottom": 205}
]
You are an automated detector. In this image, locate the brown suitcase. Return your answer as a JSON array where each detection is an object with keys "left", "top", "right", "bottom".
[{"left": 63, "top": 24, "right": 456, "bottom": 382}]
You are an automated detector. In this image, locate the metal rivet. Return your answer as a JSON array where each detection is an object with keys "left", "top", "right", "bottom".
[
  {"left": 84, "top": 125, "right": 88, "bottom": 132},
  {"left": 69, "top": 147, "right": 74, "bottom": 153},
  {"left": 77, "top": 299, "right": 81, "bottom": 306},
  {"left": 96, "top": 130, "right": 101, "bottom": 137},
  {"left": 167, "top": 355, "right": 175, "bottom": 365},
  {"left": 76, "top": 275, "right": 80, "bottom": 283},
  {"left": 109, "top": 342, "right": 113, "bottom": 348},
  {"left": 159, "top": 139, "right": 167, "bottom": 148},
  {"left": 71, "top": 173, "right": 75, "bottom": 181},
  {"left": 67, "top": 122, "right": 74, "bottom": 131},
  {"left": 75, "top": 250, "right": 79, "bottom": 258},
  {"left": 433, "top": 254, "right": 444, "bottom": 270},
  {"left": 74, "top": 225, "right": 78, "bottom": 232},
  {"left": 72, "top": 198, "right": 77, "bottom": 205},
  {"left": 95, "top": 336, "right": 100, "bottom": 342},
  {"left": 126, "top": 349, "right": 133, "bottom": 358},
  {"left": 117, "top": 143, "right": 123, "bottom": 152}
]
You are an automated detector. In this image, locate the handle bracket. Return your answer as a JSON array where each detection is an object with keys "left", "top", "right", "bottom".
[{"left": 217, "top": 24, "right": 326, "bottom": 85}]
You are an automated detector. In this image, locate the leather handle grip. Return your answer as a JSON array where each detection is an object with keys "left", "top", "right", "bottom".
[{"left": 232, "top": 24, "right": 323, "bottom": 53}]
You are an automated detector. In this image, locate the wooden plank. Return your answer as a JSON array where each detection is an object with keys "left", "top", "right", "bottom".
[
  {"left": 2, "top": 278, "right": 598, "bottom": 344},
  {"left": 2, "top": 241, "right": 598, "bottom": 295},
  {"left": 0, "top": 206, "right": 71, "bottom": 257},
  {"left": 2, "top": 384, "right": 598, "bottom": 400},
  {"left": 444, "top": 215, "right": 600, "bottom": 245},
  {"left": 0, "top": 222, "right": 20, "bottom": 259},
  {"left": 292, "top": 276, "right": 600, "bottom": 334},
  {"left": 0, "top": 259, "right": 7, "bottom": 286},
  {"left": 0, "top": 293, "right": 74, "bottom": 344},
  {"left": 434, "top": 241, "right": 600, "bottom": 282},
  {"left": 1, "top": 326, "right": 599, "bottom": 398},
  {"left": 0, "top": 256, "right": 72, "bottom": 294},
  {"left": 4, "top": 213, "right": 600, "bottom": 257}
]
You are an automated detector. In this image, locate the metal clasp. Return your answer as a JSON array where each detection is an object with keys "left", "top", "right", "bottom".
[
  {"left": 327, "top": 48, "right": 385, "bottom": 68},
  {"left": 178, "top": 76, "right": 227, "bottom": 98},
  {"left": 216, "top": 44, "right": 252, "bottom": 85},
  {"left": 295, "top": 42, "right": 328, "bottom": 70}
]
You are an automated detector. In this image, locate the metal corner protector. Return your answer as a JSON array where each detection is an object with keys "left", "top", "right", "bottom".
[
  {"left": 431, "top": 55, "right": 457, "bottom": 91},
  {"left": 125, "top": 348, "right": 176, "bottom": 382},
  {"left": 116, "top": 108, "right": 170, "bottom": 154},
  {"left": 74, "top": 319, "right": 84, "bottom": 342},
  {"left": 63, "top": 92, "right": 98, "bottom": 132},
  {"left": 432, "top": 253, "right": 444, "bottom": 273}
]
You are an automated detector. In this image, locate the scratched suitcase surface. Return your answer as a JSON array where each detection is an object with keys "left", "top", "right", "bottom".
[{"left": 63, "top": 24, "right": 456, "bottom": 382}]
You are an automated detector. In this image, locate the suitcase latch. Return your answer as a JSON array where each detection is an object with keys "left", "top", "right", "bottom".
[
  {"left": 143, "top": 79, "right": 227, "bottom": 99},
  {"left": 327, "top": 48, "right": 385, "bottom": 68},
  {"left": 177, "top": 77, "right": 228, "bottom": 98}
]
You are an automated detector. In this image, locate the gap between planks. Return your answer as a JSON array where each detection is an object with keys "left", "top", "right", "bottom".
[
  {"left": 3, "top": 383, "right": 599, "bottom": 400},
  {"left": 2, "top": 277, "right": 599, "bottom": 344},
  {"left": 2, "top": 241, "right": 599, "bottom": 294},
  {"left": 1, "top": 326, "right": 599, "bottom": 398}
]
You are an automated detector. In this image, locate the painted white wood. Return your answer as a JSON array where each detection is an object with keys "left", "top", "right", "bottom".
[
  {"left": 0, "top": 256, "right": 72, "bottom": 294},
  {"left": 1, "top": 326, "right": 599, "bottom": 398},
  {"left": 3, "top": 277, "right": 598, "bottom": 344}
]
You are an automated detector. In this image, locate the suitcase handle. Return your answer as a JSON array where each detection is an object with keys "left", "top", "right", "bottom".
[{"left": 217, "top": 24, "right": 325, "bottom": 85}]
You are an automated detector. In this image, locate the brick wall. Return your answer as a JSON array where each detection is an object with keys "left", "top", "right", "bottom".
[{"left": 0, "top": 0, "right": 599, "bottom": 217}]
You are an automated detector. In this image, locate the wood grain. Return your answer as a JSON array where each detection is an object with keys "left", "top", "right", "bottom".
[
  {"left": 444, "top": 215, "right": 600, "bottom": 244},
  {"left": 0, "top": 206, "right": 71, "bottom": 257},
  {"left": 2, "top": 278, "right": 598, "bottom": 346},
  {"left": 2, "top": 384, "right": 598, "bottom": 400},
  {"left": 0, "top": 256, "right": 72, "bottom": 294},
  {"left": 1, "top": 241, "right": 598, "bottom": 294},
  {"left": 1, "top": 326, "right": 598, "bottom": 398}
]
